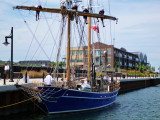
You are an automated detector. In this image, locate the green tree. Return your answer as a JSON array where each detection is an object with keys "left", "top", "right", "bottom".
[
  {"left": 151, "top": 66, "right": 155, "bottom": 72},
  {"left": 146, "top": 64, "right": 148, "bottom": 71},
  {"left": 114, "top": 61, "right": 117, "bottom": 68},
  {"left": 51, "top": 61, "right": 56, "bottom": 68},
  {"left": 59, "top": 61, "right": 65, "bottom": 68},
  {"left": 118, "top": 60, "right": 121, "bottom": 69},
  {"left": 149, "top": 66, "right": 151, "bottom": 72},
  {"left": 139, "top": 62, "right": 142, "bottom": 71},
  {"left": 135, "top": 63, "right": 138, "bottom": 71},
  {"left": 142, "top": 65, "right": 145, "bottom": 73}
]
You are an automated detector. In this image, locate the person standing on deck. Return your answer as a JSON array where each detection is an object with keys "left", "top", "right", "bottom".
[
  {"left": 4, "top": 63, "right": 9, "bottom": 80},
  {"left": 44, "top": 73, "right": 53, "bottom": 86}
]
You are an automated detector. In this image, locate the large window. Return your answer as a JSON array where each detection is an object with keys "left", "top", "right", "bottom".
[
  {"left": 96, "top": 57, "right": 100, "bottom": 64},
  {"left": 85, "top": 50, "right": 88, "bottom": 55},
  {"left": 85, "top": 58, "right": 88, "bottom": 63},
  {"left": 95, "top": 49, "right": 103, "bottom": 56},
  {"left": 107, "top": 57, "right": 111, "bottom": 63},
  {"left": 79, "top": 51, "right": 83, "bottom": 55},
  {"left": 71, "top": 51, "right": 76, "bottom": 55},
  {"left": 70, "top": 59, "right": 75, "bottom": 62},
  {"left": 77, "top": 59, "right": 83, "bottom": 62},
  {"left": 107, "top": 49, "right": 111, "bottom": 55}
]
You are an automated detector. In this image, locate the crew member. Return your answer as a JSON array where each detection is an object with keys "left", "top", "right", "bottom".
[
  {"left": 98, "top": 9, "right": 105, "bottom": 27},
  {"left": 83, "top": 9, "right": 89, "bottom": 24},
  {"left": 72, "top": 4, "right": 78, "bottom": 24},
  {"left": 44, "top": 73, "right": 53, "bottom": 86},
  {"left": 36, "top": 4, "right": 42, "bottom": 21},
  {"left": 60, "top": 5, "right": 67, "bottom": 22}
]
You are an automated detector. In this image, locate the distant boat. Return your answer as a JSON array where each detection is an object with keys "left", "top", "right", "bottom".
[{"left": 14, "top": 0, "right": 120, "bottom": 114}]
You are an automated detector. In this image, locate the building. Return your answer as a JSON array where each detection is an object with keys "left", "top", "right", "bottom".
[
  {"left": 69, "top": 42, "right": 148, "bottom": 70},
  {"left": 19, "top": 60, "right": 51, "bottom": 67}
]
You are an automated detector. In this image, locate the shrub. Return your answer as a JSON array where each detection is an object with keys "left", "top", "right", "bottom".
[{"left": 21, "top": 70, "right": 48, "bottom": 78}]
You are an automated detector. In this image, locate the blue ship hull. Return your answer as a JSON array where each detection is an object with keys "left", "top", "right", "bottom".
[{"left": 38, "top": 87, "right": 119, "bottom": 114}]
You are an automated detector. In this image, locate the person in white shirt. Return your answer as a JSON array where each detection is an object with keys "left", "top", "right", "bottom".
[
  {"left": 4, "top": 63, "right": 9, "bottom": 80},
  {"left": 44, "top": 73, "right": 53, "bottom": 86}
]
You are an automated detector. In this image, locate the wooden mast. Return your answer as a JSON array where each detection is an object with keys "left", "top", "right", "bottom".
[
  {"left": 88, "top": 0, "right": 92, "bottom": 82},
  {"left": 88, "top": 16, "right": 91, "bottom": 81},
  {"left": 67, "top": 14, "right": 71, "bottom": 82}
]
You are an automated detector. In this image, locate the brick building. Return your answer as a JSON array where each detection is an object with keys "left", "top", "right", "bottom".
[{"left": 70, "top": 42, "right": 148, "bottom": 70}]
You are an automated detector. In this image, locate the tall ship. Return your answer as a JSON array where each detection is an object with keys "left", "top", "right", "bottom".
[{"left": 14, "top": 0, "right": 120, "bottom": 114}]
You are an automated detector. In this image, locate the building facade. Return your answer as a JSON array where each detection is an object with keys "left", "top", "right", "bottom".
[{"left": 70, "top": 42, "right": 148, "bottom": 70}]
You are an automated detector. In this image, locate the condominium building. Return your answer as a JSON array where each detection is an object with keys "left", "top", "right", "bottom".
[{"left": 69, "top": 42, "right": 148, "bottom": 70}]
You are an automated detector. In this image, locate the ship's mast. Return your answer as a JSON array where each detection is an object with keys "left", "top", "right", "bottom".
[
  {"left": 87, "top": 0, "right": 92, "bottom": 82},
  {"left": 67, "top": 14, "right": 71, "bottom": 82}
]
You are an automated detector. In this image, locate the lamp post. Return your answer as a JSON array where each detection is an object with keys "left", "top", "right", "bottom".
[{"left": 2, "top": 27, "right": 14, "bottom": 82}]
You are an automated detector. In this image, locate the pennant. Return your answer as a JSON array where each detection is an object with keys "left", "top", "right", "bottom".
[{"left": 91, "top": 25, "right": 99, "bottom": 33}]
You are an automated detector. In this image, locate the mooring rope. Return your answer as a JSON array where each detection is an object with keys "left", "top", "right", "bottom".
[{"left": 0, "top": 97, "right": 36, "bottom": 109}]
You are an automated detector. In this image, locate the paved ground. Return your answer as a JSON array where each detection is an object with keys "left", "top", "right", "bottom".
[{"left": 0, "top": 76, "right": 155, "bottom": 86}]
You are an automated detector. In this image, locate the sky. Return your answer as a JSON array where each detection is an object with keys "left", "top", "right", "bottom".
[{"left": 0, "top": 0, "right": 160, "bottom": 72}]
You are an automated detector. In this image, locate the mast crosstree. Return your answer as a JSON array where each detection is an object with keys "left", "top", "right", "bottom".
[{"left": 13, "top": 6, "right": 117, "bottom": 20}]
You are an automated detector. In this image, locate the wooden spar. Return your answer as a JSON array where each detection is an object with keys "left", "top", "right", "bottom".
[
  {"left": 88, "top": 16, "right": 91, "bottom": 81},
  {"left": 67, "top": 14, "right": 71, "bottom": 82},
  {"left": 13, "top": 6, "right": 118, "bottom": 21}
]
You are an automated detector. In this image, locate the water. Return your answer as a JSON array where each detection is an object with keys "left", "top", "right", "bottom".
[{"left": 3, "top": 85, "right": 160, "bottom": 120}]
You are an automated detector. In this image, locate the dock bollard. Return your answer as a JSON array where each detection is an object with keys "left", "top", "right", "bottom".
[
  {"left": 43, "top": 72, "right": 45, "bottom": 82},
  {"left": 25, "top": 72, "right": 27, "bottom": 83},
  {"left": 4, "top": 73, "right": 6, "bottom": 85}
]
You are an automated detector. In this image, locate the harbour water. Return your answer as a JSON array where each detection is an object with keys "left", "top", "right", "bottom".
[{"left": 3, "top": 84, "right": 160, "bottom": 120}]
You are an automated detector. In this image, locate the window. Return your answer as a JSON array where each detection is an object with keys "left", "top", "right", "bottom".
[
  {"left": 85, "top": 58, "right": 88, "bottom": 63},
  {"left": 79, "top": 51, "right": 83, "bottom": 55},
  {"left": 96, "top": 57, "right": 100, "bottom": 64},
  {"left": 107, "top": 57, "right": 111, "bottom": 63},
  {"left": 77, "top": 59, "right": 83, "bottom": 62},
  {"left": 85, "top": 50, "right": 88, "bottom": 55},
  {"left": 70, "top": 59, "right": 75, "bottom": 62},
  {"left": 71, "top": 51, "right": 76, "bottom": 55},
  {"left": 95, "top": 49, "right": 103, "bottom": 56},
  {"left": 96, "top": 50, "right": 100, "bottom": 56},
  {"left": 107, "top": 49, "right": 111, "bottom": 55}
]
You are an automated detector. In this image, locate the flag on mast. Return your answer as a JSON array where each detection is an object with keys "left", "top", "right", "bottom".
[{"left": 91, "top": 25, "right": 99, "bottom": 33}]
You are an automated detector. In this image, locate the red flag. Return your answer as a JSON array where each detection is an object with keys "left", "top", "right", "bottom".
[
  {"left": 91, "top": 26, "right": 99, "bottom": 33},
  {"left": 91, "top": 26, "right": 97, "bottom": 31},
  {"left": 97, "top": 25, "right": 99, "bottom": 33}
]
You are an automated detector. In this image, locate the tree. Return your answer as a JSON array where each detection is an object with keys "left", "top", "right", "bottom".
[
  {"left": 118, "top": 60, "right": 121, "bottom": 69},
  {"left": 59, "top": 61, "right": 65, "bottom": 68},
  {"left": 149, "top": 66, "right": 151, "bottom": 72},
  {"left": 139, "top": 62, "right": 142, "bottom": 71},
  {"left": 114, "top": 61, "right": 117, "bottom": 68},
  {"left": 142, "top": 65, "right": 145, "bottom": 73},
  {"left": 135, "top": 63, "right": 138, "bottom": 71},
  {"left": 51, "top": 61, "right": 56, "bottom": 68},
  {"left": 146, "top": 64, "right": 148, "bottom": 71},
  {"left": 151, "top": 66, "right": 155, "bottom": 72}
]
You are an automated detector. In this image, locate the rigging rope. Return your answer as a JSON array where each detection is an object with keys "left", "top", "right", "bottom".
[{"left": 53, "top": 17, "right": 67, "bottom": 80}]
